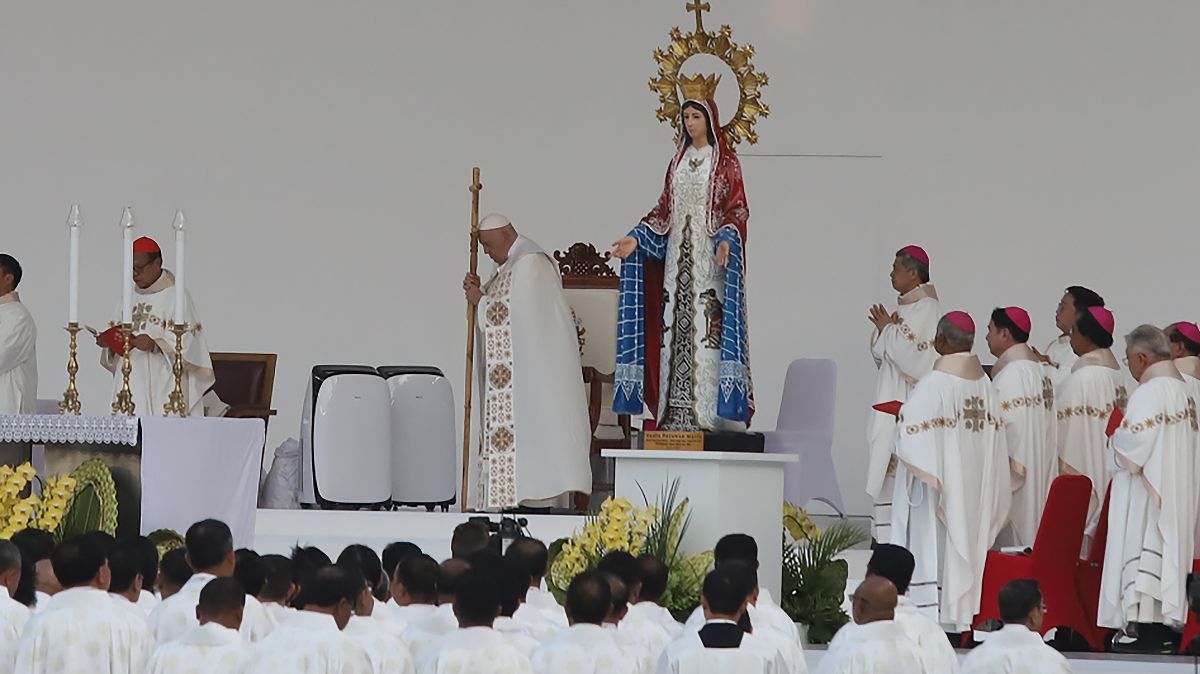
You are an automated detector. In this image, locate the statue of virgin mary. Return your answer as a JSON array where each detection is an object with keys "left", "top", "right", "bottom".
[{"left": 612, "top": 75, "right": 753, "bottom": 431}]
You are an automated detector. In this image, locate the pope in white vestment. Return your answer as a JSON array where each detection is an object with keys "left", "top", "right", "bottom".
[
  {"left": 15, "top": 586, "right": 153, "bottom": 674},
  {"left": 464, "top": 215, "right": 591, "bottom": 510},
  {"left": 987, "top": 307, "right": 1057, "bottom": 546},
  {"left": 890, "top": 312, "right": 1011, "bottom": 632},
  {"left": 867, "top": 246, "right": 941, "bottom": 538},
  {"left": 1099, "top": 328, "right": 1200, "bottom": 630},
  {"left": 0, "top": 280, "right": 37, "bottom": 415},
  {"left": 145, "top": 622, "right": 254, "bottom": 674}
]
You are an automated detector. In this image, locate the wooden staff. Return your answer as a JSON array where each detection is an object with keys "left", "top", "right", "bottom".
[{"left": 461, "top": 167, "right": 483, "bottom": 512}]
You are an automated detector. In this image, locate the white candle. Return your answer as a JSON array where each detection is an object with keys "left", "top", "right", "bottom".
[
  {"left": 172, "top": 210, "right": 187, "bottom": 325},
  {"left": 67, "top": 205, "right": 82, "bottom": 324},
  {"left": 120, "top": 207, "right": 134, "bottom": 325}
]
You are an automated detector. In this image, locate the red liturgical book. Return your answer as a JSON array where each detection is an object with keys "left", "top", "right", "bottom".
[
  {"left": 1105, "top": 407, "right": 1124, "bottom": 438},
  {"left": 872, "top": 401, "right": 904, "bottom": 418},
  {"left": 97, "top": 326, "right": 129, "bottom": 357}
]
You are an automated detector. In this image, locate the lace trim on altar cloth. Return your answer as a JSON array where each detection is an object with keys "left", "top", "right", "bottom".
[{"left": 0, "top": 414, "right": 139, "bottom": 445}]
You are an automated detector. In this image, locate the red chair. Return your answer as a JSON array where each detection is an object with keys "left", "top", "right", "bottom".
[
  {"left": 972, "top": 475, "right": 1100, "bottom": 646},
  {"left": 1073, "top": 484, "right": 1114, "bottom": 651},
  {"left": 1177, "top": 560, "right": 1200, "bottom": 653}
]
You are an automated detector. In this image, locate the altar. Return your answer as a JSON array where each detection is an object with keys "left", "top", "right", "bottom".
[{"left": 0, "top": 414, "right": 263, "bottom": 546}]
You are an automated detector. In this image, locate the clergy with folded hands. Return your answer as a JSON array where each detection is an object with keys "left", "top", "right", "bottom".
[
  {"left": 960, "top": 579, "right": 1070, "bottom": 673},
  {"left": 815, "top": 577, "right": 931, "bottom": 674},
  {"left": 532, "top": 570, "right": 638, "bottom": 674},
  {"left": 1099, "top": 325, "right": 1200, "bottom": 652},
  {"left": 866, "top": 245, "right": 942, "bottom": 538},
  {"left": 145, "top": 576, "right": 253, "bottom": 674},
  {"left": 987, "top": 306, "right": 1057, "bottom": 546},
  {"left": 890, "top": 311, "right": 1011, "bottom": 632},
  {"left": 1055, "top": 305, "right": 1126, "bottom": 551}
]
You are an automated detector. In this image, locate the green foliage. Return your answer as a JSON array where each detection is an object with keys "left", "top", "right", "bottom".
[
  {"left": 56, "top": 458, "right": 119, "bottom": 543},
  {"left": 780, "top": 517, "right": 869, "bottom": 644},
  {"left": 55, "top": 485, "right": 100, "bottom": 543}
]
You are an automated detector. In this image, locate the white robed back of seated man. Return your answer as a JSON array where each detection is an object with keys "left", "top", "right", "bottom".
[
  {"left": 463, "top": 214, "right": 592, "bottom": 510},
  {"left": 99, "top": 236, "right": 216, "bottom": 416},
  {"left": 1055, "top": 305, "right": 1126, "bottom": 552},
  {"left": 531, "top": 570, "right": 639, "bottom": 674},
  {"left": 890, "top": 311, "right": 1012, "bottom": 633},
  {"left": 0, "top": 254, "right": 37, "bottom": 414},
  {"left": 661, "top": 564, "right": 786, "bottom": 674},
  {"left": 986, "top": 306, "right": 1058, "bottom": 547},
  {"left": 245, "top": 565, "right": 374, "bottom": 674},
  {"left": 338, "top": 560, "right": 416, "bottom": 674},
  {"left": 416, "top": 569, "right": 534, "bottom": 674},
  {"left": 960, "top": 579, "right": 1071, "bottom": 674},
  {"left": 828, "top": 544, "right": 958, "bottom": 673},
  {"left": 866, "top": 246, "right": 942, "bottom": 540},
  {"left": 1040, "top": 287, "right": 1106, "bottom": 391},
  {"left": 816, "top": 577, "right": 933, "bottom": 674},
  {"left": 146, "top": 577, "right": 255, "bottom": 674},
  {"left": 14, "top": 535, "right": 153, "bottom": 674},
  {"left": 0, "top": 541, "right": 32, "bottom": 672},
  {"left": 623, "top": 554, "right": 684, "bottom": 638},
  {"left": 148, "top": 519, "right": 274, "bottom": 643},
  {"left": 1099, "top": 325, "right": 1200, "bottom": 649}
]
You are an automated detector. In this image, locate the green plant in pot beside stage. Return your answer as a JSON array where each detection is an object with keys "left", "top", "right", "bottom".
[
  {"left": 780, "top": 502, "right": 868, "bottom": 644},
  {"left": 55, "top": 458, "right": 119, "bottom": 542}
]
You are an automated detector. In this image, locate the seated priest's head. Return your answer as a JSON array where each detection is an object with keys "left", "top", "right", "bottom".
[
  {"left": 1124, "top": 324, "right": 1173, "bottom": 382},
  {"left": 197, "top": 576, "right": 247, "bottom": 631},
  {"left": 451, "top": 521, "right": 492, "bottom": 560},
  {"left": 890, "top": 245, "right": 929, "bottom": 295},
  {"left": 1167, "top": 321, "right": 1200, "bottom": 360},
  {"left": 0, "top": 253, "right": 22, "bottom": 296},
  {"left": 934, "top": 311, "right": 975, "bottom": 356},
  {"left": 1056, "top": 285, "right": 1105, "bottom": 336},
  {"left": 504, "top": 537, "right": 549, "bottom": 590},
  {"left": 52, "top": 535, "right": 110, "bottom": 591},
  {"left": 986, "top": 306, "right": 1032, "bottom": 358},
  {"left": 700, "top": 564, "right": 751, "bottom": 623},
  {"left": 565, "top": 571, "right": 612, "bottom": 626},
  {"left": 865, "top": 543, "right": 915, "bottom": 597},
  {"left": 258, "top": 554, "right": 296, "bottom": 606},
  {"left": 998, "top": 579, "right": 1045, "bottom": 632},
  {"left": 158, "top": 548, "right": 193, "bottom": 600},
  {"left": 392, "top": 553, "right": 439, "bottom": 607},
  {"left": 290, "top": 545, "right": 332, "bottom": 609},
  {"left": 851, "top": 576, "right": 898, "bottom": 626},
  {"left": 636, "top": 554, "right": 669, "bottom": 605},
  {"left": 439, "top": 558, "right": 471, "bottom": 606},
  {"left": 107, "top": 539, "right": 145, "bottom": 602},
  {"left": 453, "top": 569, "right": 502, "bottom": 629},
  {"left": 477, "top": 213, "right": 519, "bottom": 265},
  {"left": 185, "top": 519, "right": 236, "bottom": 577},
  {"left": 382, "top": 541, "right": 422, "bottom": 581},
  {"left": 600, "top": 571, "right": 630, "bottom": 624},
  {"left": 1070, "top": 306, "right": 1115, "bottom": 357},
  {"left": 303, "top": 565, "right": 361, "bottom": 630},
  {"left": 234, "top": 548, "right": 265, "bottom": 598},
  {"left": 597, "top": 550, "right": 642, "bottom": 601},
  {"left": 0, "top": 541, "right": 20, "bottom": 597},
  {"left": 132, "top": 237, "right": 164, "bottom": 290}
]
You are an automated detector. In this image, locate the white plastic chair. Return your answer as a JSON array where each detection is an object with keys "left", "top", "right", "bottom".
[{"left": 764, "top": 358, "right": 843, "bottom": 514}]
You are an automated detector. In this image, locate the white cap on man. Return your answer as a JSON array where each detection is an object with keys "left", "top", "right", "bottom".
[{"left": 479, "top": 213, "right": 512, "bottom": 231}]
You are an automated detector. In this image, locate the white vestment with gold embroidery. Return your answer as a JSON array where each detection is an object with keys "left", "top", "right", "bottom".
[
  {"left": 471, "top": 235, "right": 592, "bottom": 510},
  {"left": 992, "top": 344, "right": 1058, "bottom": 546},
  {"left": 867, "top": 285, "right": 942, "bottom": 539},
  {"left": 1055, "top": 348, "right": 1127, "bottom": 551},
  {"left": 890, "top": 353, "right": 1011, "bottom": 631},
  {"left": 100, "top": 270, "right": 215, "bottom": 417},
  {"left": 1099, "top": 361, "right": 1200, "bottom": 629}
]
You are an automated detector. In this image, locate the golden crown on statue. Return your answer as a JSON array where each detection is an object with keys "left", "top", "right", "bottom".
[{"left": 678, "top": 73, "right": 721, "bottom": 102}]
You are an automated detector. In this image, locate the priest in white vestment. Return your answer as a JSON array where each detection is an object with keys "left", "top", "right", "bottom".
[
  {"left": 98, "top": 237, "right": 216, "bottom": 417},
  {"left": 382, "top": 552, "right": 439, "bottom": 626},
  {"left": 828, "top": 544, "right": 957, "bottom": 673},
  {"left": 625, "top": 555, "right": 683, "bottom": 638},
  {"left": 148, "top": 519, "right": 274, "bottom": 643},
  {"left": 683, "top": 534, "right": 801, "bottom": 642},
  {"left": 0, "top": 255, "right": 36, "bottom": 414},
  {"left": 532, "top": 571, "right": 639, "bottom": 674},
  {"left": 816, "top": 577, "right": 931, "bottom": 674},
  {"left": 416, "top": 570, "right": 533, "bottom": 674},
  {"left": 1055, "top": 305, "right": 1127, "bottom": 550},
  {"left": 1168, "top": 321, "right": 1200, "bottom": 400},
  {"left": 245, "top": 566, "right": 373, "bottom": 674},
  {"left": 867, "top": 246, "right": 942, "bottom": 538},
  {"left": 146, "top": 577, "right": 254, "bottom": 674},
  {"left": 890, "top": 311, "right": 1011, "bottom": 632},
  {"left": 463, "top": 214, "right": 591, "bottom": 510},
  {"left": 506, "top": 537, "right": 569, "bottom": 632},
  {"left": 343, "top": 571, "right": 415, "bottom": 674},
  {"left": 1038, "top": 286, "right": 1105, "bottom": 391},
  {"left": 1099, "top": 325, "right": 1200, "bottom": 642},
  {"left": 986, "top": 306, "right": 1057, "bottom": 546},
  {"left": 0, "top": 541, "right": 31, "bottom": 673},
  {"left": 961, "top": 579, "right": 1070, "bottom": 674},
  {"left": 15, "top": 536, "right": 153, "bottom": 674}
]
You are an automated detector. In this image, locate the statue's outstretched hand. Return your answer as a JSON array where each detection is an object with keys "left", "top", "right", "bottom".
[
  {"left": 611, "top": 237, "right": 638, "bottom": 260},
  {"left": 714, "top": 240, "right": 730, "bottom": 267}
]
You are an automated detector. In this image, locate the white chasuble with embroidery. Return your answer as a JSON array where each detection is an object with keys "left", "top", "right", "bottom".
[
  {"left": 0, "top": 292, "right": 37, "bottom": 414},
  {"left": 1099, "top": 361, "right": 1200, "bottom": 629},
  {"left": 1055, "top": 348, "right": 1126, "bottom": 549},
  {"left": 15, "top": 586, "right": 154, "bottom": 674},
  {"left": 890, "top": 353, "right": 1011, "bottom": 632},
  {"left": 992, "top": 343, "right": 1057, "bottom": 546},
  {"left": 473, "top": 235, "right": 592, "bottom": 510},
  {"left": 866, "top": 285, "right": 942, "bottom": 539},
  {"left": 100, "top": 270, "right": 215, "bottom": 416}
]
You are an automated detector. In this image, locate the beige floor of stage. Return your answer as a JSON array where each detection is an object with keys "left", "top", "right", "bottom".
[{"left": 255, "top": 508, "right": 1200, "bottom": 673}]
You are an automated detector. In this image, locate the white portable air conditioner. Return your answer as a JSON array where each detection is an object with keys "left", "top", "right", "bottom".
[
  {"left": 300, "top": 366, "right": 392, "bottom": 509},
  {"left": 378, "top": 366, "right": 457, "bottom": 511}
]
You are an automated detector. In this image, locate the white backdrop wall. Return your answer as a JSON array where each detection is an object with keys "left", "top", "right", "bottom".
[{"left": 3, "top": 1, "right": 1198, "bottom": 517}]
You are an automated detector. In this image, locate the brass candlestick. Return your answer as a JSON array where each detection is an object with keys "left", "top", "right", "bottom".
[
  {"left": 112, "top": 323, "right": 136, "bottom": 416},
  {"left": 58, "top": 323, "right": 82, "bottom": 415},
  {"left": 163, "top": 321, "right": 188, "bottom": 416}
]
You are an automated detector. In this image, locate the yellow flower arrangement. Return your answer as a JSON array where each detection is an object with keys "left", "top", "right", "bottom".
[{"left": 0, "top": 462, "right": 78, "bottom": 539}]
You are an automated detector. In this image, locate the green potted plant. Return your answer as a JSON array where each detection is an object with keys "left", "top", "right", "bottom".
[{"left": 779, "top": 502, "right": 868, "bottom": 644}]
